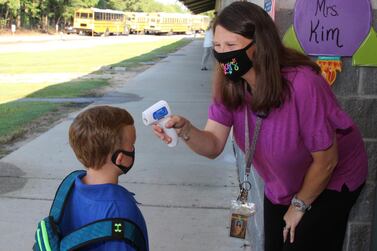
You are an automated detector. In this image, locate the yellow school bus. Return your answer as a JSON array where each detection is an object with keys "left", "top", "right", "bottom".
[
  {"left": 191, "top": 15, "right": 210, "bottom": 33},
  {"left": 125, "top": 12, "right": 149, "bottom": 34},
  {"left": 73, "top": 8, "right": 128, "bottom": 35},
  {"left": 144, "top": 12, "right": 193, "bottom": 34}
]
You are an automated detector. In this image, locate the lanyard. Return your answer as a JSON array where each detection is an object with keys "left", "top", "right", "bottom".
[
  {"left": 244, "top": 108, "right": 262, "bottom": 177},
  {"left": 237, "top": 105, "right": 262, "bottom": 203}
]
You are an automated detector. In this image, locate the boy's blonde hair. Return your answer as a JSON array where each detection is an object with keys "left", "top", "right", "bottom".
[{"left": 69, "top": 106, "right": 134, "bottom": 169}]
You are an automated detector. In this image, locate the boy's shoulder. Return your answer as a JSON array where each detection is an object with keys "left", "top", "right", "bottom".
[{"left": 73, "top": 176, "right": 136, "bottom": 204}]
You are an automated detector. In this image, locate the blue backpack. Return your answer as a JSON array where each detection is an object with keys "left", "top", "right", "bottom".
[{"left": 33, "top": 170, "right": 147, "bottom": 251}]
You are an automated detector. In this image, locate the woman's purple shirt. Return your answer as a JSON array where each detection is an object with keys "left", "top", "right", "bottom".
[{"left": 208, "top": 67, "right": 368, "bottom": 205}]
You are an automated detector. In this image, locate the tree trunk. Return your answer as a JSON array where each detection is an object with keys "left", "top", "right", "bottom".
[
  {"left": 17, "top": 13, "right": 21, "bottom": 28},
  {"left": 42, "top": 15, "right": 48, "bottom": 32},
  {"left": 5, "top": 8, "right": 10, "bottom": 27}
]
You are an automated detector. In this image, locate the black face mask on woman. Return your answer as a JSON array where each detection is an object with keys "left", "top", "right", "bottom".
[{"left": 213, "top": 41, "right": 255, "bottom": 82}]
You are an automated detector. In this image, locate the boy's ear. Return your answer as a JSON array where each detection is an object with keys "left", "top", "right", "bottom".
[{"left": 115, "top": 152, "right": 123, "bottom": 166}]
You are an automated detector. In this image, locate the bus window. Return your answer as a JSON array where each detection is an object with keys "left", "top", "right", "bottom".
[
  {"left": 81, "top": 13, "right": 88, "bottom": 18},
  {"left": 89, "top": 13, "right": 93, "bottom": 19},
  {"left": 76, "top": 12, "right": 80, "bottom": 18}
]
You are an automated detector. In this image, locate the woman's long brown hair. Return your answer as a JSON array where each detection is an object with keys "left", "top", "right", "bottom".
[{"left": 212, "top": 1, "right": 320, "bottom": 113}]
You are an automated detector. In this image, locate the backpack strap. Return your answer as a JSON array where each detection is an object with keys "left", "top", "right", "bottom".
[
  {"left": 49, "top": 170, "right": 86, "bottom": 222},
  {"left": 60, "top": 218, "right": 147, "bottom": 251}
]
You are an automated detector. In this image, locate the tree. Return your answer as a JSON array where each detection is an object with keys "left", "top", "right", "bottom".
[
  {"left": 1, "top": 0, "right": 21, "bottom": 26},
  {"left": 0, "top": 0, "right": 189, "bottom": 31},
  {"left": 123, "top": 0, "right": 143, "bottom": 12},
  {"left": 22, "top": 0, "right": 41, "bottom": 28},
  {"left": 107, "top": 0, "right": 126, "bottom": 11},
  {"left": 123, "top": 0, "right": 188, "bottom": 13}
]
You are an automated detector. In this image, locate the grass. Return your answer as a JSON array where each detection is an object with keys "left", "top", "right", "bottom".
[
  {"left": 27, "top": 79, "right": 109, "bottom": 98},
  {"left": 0, "top": 79, "right": 109, "bottom": 144},
  {"left": 0, "top": 83, "right": 53, "bottom": 104},
  {"left": 0, "top": 79, "right": 109, "bottom": 104},
  {"left": 0, "top": 37, "right": 190, "bottom": 74},
  {"left": 0, "top": 37, "right": 192, "bottom": 146},
  {"left": 0, "top": 38, "right": 191, "bottom": 104},
  {"left": 0, "top": 101, "right": 60, "bottom": 143},
  {"left": 111, "top": 38, "right": 192, "bottom": 67}
]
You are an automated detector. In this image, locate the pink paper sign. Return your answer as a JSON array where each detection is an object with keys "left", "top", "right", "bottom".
[{"left": 294, "top": 0, "right": 372, "bottom": 56}]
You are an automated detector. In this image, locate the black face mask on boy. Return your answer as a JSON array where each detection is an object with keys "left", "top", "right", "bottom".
[
  {"left": 111, "top": 148, "right": 135, "bottom": 175},
  {"left": 213, "top": 40, "right": 255, "bottom": 82}
]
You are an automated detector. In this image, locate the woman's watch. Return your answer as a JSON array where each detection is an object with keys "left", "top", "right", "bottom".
[{"left": 291, "top": 195, "right": 311, "bottom": 212}]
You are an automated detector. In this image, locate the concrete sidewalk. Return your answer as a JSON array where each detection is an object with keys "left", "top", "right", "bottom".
[{"left": 0, "top": 39, "right": 244, "bottom": 250}]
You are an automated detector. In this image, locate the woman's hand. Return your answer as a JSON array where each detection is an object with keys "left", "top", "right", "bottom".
[
  {"left": 152, "top": 115, "right": 191, "bottom": 144},
  {"left": 281, "top": 135, "right": 338, "bottom": 243},
  {"left": 152, "top": 117, "right": 230, "bottom": 159},
  {"left": 282, "top": 206, "right": 305, "bottom": 243}
]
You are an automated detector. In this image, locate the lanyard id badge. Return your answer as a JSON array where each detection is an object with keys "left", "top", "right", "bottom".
[{"left": 229, "top": 103, "right": 262, "bottom": 239}]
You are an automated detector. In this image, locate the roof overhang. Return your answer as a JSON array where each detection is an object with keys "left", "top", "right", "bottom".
[{"left": 179, "top": 0, "right": 215, "bottom": 14}]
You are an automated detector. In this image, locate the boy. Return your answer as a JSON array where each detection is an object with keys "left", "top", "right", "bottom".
[{"left": 60, "top": 105, "right": 148, "bottom": 251}]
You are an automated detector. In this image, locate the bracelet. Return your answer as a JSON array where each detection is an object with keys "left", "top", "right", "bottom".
[{"left": 179, "top": 121, "right": 192, "bottom": 141}]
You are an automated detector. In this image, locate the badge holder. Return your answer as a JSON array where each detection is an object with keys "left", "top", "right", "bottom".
[
  {"left": 230, "top": 101, "right": 262, "bottom": 240},
  {"left": 229, "top": 180, "right": 256, "bottom": 239}
]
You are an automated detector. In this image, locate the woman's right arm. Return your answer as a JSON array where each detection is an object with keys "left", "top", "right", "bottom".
[{"left": 152, "top": 115, "right": 231, "bottom": 159}]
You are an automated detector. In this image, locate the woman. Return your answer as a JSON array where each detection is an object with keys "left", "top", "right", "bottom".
[{"left": 153, "top": 2, "right": 368, "bottom": 251}]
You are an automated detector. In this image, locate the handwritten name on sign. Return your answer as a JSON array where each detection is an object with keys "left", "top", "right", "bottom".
[{"left": 294, "top": 0, "right": 372, "bottom": 56}]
